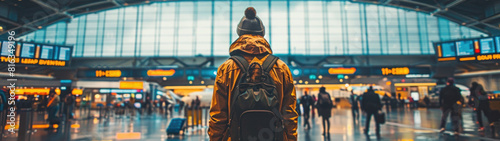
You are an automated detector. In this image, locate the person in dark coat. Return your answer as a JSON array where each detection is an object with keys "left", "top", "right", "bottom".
[
  {"left": 349, "top": 90, "right": 360, "bottom": 120},
  {"left": 382, "top": 94, "right": 390, "bottom": 112},
  {"left": 316, "top": 87, "right": 333, "bottom": 136},
  {"left": 361, "top": 86, "right": 382, "bottom": 138},
  {"left": 439, "top": 78, "right": 464, "bottom": 135},
  {"left": 469, "top": 82, "right": 493, "bottom": 132},
  {"left": 423, "top": 96, "right": 431, "bottom": 108},
  {"left": 300, "top": 91, "right": 314, "bottom": 129}
]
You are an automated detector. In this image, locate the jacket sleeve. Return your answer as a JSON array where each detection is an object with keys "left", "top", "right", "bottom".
[
  {"left": 208, "top": 64, "right": 230, "bottom": 141},
  {"left": 280, "top": 64, "right": 298, "bottom": 141}
]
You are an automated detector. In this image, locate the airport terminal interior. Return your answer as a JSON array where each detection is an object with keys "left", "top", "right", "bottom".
[{"left": 0, "top": 0, "right": 500, "bottom": 140}]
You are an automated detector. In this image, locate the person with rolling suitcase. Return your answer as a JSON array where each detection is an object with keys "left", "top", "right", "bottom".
[
  {"left": 208, "top": 7, "right": 298, "bottom": 141},
  {"left": 361, "top": 86, "right": 382, "bottom": 139}
]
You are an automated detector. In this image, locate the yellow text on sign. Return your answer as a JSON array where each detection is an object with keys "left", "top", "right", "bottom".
[
  {"left": 119, "top": 81, "right": 144, "bottom": 89},
  {"left": 95, "top": 70, "right": 122, "bottom": 77},
  {"left": 147, "top": 69, "right": 176, "bottom": 76},
  {"left": 381, "top": 67, "right": 410, "bottom": 75},
  {"left": 477, "top": 54, "right": 500, "bottom": 61},
  {"left": 328, "top": 67, "right": 357, "bottom": 75}
]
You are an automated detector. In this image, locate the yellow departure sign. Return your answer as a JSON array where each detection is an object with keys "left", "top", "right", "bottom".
[
  {"left": 328, "top": 67, "right": 357, "bottom": 75},
  {"left": 119, "top": 81, "right": 144, "bottom": 89},
  {"left": 381, "top": 67, "right": 410, "bottom": 75},
  {"left": 477, "top": 54, "right": 500, "bottom": 61},
  {"left": 95, "top": 70, "right": 122, "bottom": 77},
  {"left": 147, "top": 69, "right": 176, "bottom": 76}
]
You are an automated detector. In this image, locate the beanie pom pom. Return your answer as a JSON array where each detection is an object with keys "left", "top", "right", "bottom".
[{"left": 245, "top": 7, "right": 256, "bottom": 19}]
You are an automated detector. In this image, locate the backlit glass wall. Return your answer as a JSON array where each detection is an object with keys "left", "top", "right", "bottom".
[{"left": 20, "top": 0, "right": 486, "bottom": 57}]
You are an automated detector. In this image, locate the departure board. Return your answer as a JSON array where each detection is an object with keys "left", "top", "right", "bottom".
[
  {"left": 455, "top": 40, "right": 474, "bottom": 56},
  {"left": 21, "top": 43, "right": 36, "bottom": 58},
  {"left": 436, "top": 36, "right": 500, "bottom": 62},
  {"left": 58, "top": 47, "right": 71, "bottom": 61},
  {"left": 1, "top": 41, "right": 12, "bottom": 56},
  {"left": 441, "top": 42, "right": 456, "bottom": 57},
  {"left": 0, "top": 40, "right": 73, "bottom": 66},
  {"left": 480, "top": 38, "right": 495, "bottom": 54},
  {"left": 496, "top": 37, "right": 500, "bottom": 53},
  {"left": 41, "top": 45, "right": 54, "bottom": 59}
]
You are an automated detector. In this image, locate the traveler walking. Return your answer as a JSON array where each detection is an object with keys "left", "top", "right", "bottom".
[
  {"left": 469, "top": 82, "right": 494, "bottom": 132},
  {"left": 439, "top": 78, "right": 464, "bottom": 135},
  {"left": 317, "top": 87, "right": 333, "bottom": 136},
  {"left": 300, "top": 91, "right": 314, "bottom": 129},
  {"left": 349, "top": 91, "right": 360, "bottom": 120},
  {"left": 361, "top": 86, "right": 382, "bottom": 138}
]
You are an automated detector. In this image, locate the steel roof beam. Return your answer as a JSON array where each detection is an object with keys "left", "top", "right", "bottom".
[
  {"left": 396, "top": 0, "right": 439, "bottom": 9},
  {"left": 444, "top": 0, "right": 466, "bottom": 9}
]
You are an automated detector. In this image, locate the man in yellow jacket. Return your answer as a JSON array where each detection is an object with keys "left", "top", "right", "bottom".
[{"left": 208, "top": 7, "right": 298, "bottom": 141}]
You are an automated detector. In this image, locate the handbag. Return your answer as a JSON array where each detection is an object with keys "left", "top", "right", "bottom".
[{"left": 375, "top": 110, "right": 386, "bottom": 124}]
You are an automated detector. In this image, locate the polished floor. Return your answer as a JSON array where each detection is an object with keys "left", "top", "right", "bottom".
[{"left": 2, "top": 107, "right": 500, "bottom": 141}]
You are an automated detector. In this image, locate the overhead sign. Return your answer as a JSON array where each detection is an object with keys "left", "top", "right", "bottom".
[
  {"left": 0, "top": 40, "right": 72, "bottom": 67},
  {"left": 78, "top": 68, "right": 184, "bottom": 78},
  {"left": 119, "top": 81, "right": 144, "bottom": 89},
  {"left": 435, "top": 36, "right": 500, "bottom": 62},
  {"left": 328, "top": 67, "right": 357, "bottom": 75},
  {"left": 95, "top": 70, "right": 122, "bottom": 77},
  {"left": 147, "top": 69, "right": 176, "bottom": 76},
  {"left": 380, "top": 67, "right": 410, "bottom": 75},
  {"left": 321, "top": 66, "right": 430, "bottom": 76}
]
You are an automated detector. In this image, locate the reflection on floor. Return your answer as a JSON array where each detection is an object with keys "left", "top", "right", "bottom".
[{"left": 2, "top": 107, "right": 499, "bottom": 141}]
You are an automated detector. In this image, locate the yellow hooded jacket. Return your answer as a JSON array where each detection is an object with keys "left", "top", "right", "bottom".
[{"left": 208, "top": 34, "right": 298, "bottom": 141}]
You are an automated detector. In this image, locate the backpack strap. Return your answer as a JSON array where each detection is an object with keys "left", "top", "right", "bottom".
[
  {"left": 262, "top": 55, "right": 279, "bottom": 73},
  {"left": 229, "top": 55, "right": 249, "bottom": 73}
]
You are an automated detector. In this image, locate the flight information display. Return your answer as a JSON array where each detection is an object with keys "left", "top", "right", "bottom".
[
  {"left": 436, "top": 36, "right": 500, "bottom": 62},
  {"left": 1, "top": 41, "right": 13, "bottom": 56},
  {"left": 21, "top": 43, "right": 36, "bottom": 58},
  {"left": 455, "top": 40, "right": 474, "bottom": 56},
  {"left": 480, "top": 38, "right": 495, "bottom": 54},
  {"left": 59, "top": 47, "right": 71, "bottom": 61},
  {"left": 496, "top": 37, "right": 500, "bottom": 53},
  {"left": 41, "top": 45, "right": 54, "bottom": 59},
  {"left": 441, "top": 42, "right": 456, "bottom": 57},
  {"left": 0, "top": 40, "right": 73, "bottom": 67}
]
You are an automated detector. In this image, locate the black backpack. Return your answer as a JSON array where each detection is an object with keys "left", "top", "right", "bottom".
[
  {"left": 228, "top": 55, "right": 283, "bottom": 141},
  {"left": 318, "top": 92, "right": 332, "bottom": 108}
]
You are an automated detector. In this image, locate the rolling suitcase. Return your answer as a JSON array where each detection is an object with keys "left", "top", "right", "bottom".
[{"left": 166, "top": 118, "right": 186, "bottom": 135}]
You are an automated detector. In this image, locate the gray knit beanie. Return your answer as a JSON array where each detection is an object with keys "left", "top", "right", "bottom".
[{"left": 237, "top": 7, "right": 265, "bottom": 37}]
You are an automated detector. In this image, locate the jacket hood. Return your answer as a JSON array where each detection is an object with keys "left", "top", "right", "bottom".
[{"left": 229, "top": 34, "right": 272, "bottom": 56}]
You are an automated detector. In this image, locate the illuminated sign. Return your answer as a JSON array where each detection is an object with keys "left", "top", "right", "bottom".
[
  {"left": 72, "top": 89, "right": 83, "bottom": 95},
  {"left": 99, "top": 89, "right": 143, "bottom": 93},
  {"left": 435, "top": 36, "right": 500, "bottom": 62},
  {"left": 14, "top": 88, "right": 51, "bottom": 95},
  {"left": 381, "top": 67, "right": 410, "bottom": 75},
  {"left": 147, "top": 69, "right": 175, "bottom": 76},
  {"left": 328, "top": 67, "right": 357, "bottom": 75},
  {"left": 477, "top": 54, "right": 500, "bottom": 61},
  {"left": 119, "top": 81, "right": 144, "bottom": 89},
  {"left": 0, "top": 40, "right": 72, "bottom": 67},
  {"left": 95, "top": 70, "right": 122, "bottom": 77}
]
